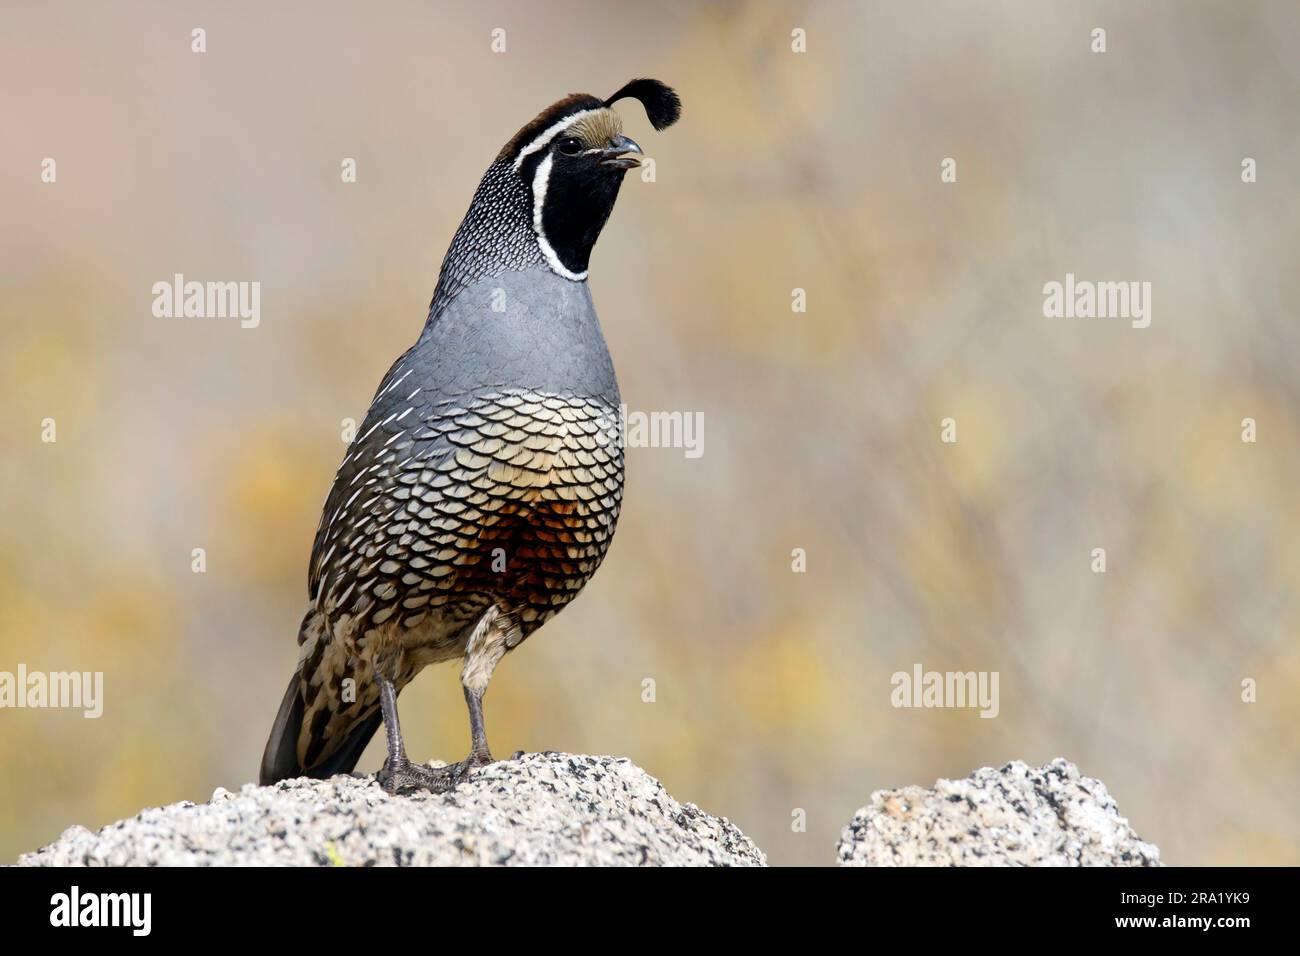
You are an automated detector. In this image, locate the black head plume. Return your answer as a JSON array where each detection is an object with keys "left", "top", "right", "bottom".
[{"left": 604, "top": 78, "right": 682, "bottom": 131}]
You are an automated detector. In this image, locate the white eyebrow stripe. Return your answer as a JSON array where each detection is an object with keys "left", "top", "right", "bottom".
[{"left": 512, "top": 108, "right": 604, "bottom": 171}]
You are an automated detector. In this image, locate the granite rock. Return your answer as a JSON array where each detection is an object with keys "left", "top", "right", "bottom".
[
  {"left": 837, "top": 758, "right": 1162, "bottom": 866},
  {"left": 17, "top": 752, "right": 766, "bottom": 867}
]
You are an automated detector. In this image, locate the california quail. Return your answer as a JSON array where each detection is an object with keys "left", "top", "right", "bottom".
[{"left": 259, "top": 79, "right": 681, "bottom": 792}]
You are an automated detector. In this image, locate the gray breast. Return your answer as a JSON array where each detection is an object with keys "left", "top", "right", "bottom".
[{"left": 411, "top": 267, "right": 620, "bottom": 406}]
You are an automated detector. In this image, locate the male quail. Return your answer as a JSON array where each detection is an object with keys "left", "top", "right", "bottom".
[{"left": 259, "top": 79, "right": 681, "bottom": 793}]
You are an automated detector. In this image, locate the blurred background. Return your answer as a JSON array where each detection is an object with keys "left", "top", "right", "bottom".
[{"left": 2, "top": 0, "right": 1299, "bottom": 866}]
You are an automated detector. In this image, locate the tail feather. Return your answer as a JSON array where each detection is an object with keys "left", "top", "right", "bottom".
[
  {"left": 259, "top": 671, "right": 306, "bottom": 785},
  {"left": 258, "top": 671, "right": 384, "bottom": 785}
]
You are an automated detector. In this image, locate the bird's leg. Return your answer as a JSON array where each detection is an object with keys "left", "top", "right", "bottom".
[
  {"left": 468, "top": 686, "right": 491, "bottom": 762},
  {"left": 375, "top": 674, "right": 453, "bottom": 795},
  {"left": 446, "top": 685, "right": 499, "bottom": 785},
  {"left": 446, "top": 608, "right": 512, "bottom": 783}
]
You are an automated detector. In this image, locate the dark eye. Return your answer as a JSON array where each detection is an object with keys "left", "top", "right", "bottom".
[{"left": 555, "top": 137, "right": 583, "bottom": 156}]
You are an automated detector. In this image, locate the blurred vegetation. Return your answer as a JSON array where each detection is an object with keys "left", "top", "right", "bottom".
[{"left": 2, "top": 1, "right": 1298, "bottom": 865}]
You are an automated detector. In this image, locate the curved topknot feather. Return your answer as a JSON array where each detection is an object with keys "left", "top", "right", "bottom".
[{"left": 604, "top": 78, "right": 681, "bottom": 131}]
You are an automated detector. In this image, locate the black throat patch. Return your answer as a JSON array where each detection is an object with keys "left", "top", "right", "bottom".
[{"left": 534, "top": 152, "right": 627, "bottom": 276}]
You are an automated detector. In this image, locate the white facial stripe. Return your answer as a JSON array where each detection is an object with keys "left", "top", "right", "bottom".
[
  {"left": 530, "top": 153, "right": 588, "bottom": 282},
  {"left": 512, "top": 108, "right": 604, "bottom": 172}
]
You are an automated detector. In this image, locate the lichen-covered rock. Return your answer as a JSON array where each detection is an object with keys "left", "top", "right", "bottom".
[
  {"left": 837, "top": 758, "right": 1162, "bottom": 867},
  {"left": 16, "top": 753, "right": 765, "bottom": 867}
]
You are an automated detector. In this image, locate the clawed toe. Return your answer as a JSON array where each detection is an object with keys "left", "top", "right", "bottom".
[
  {"left": 447, "top": 751, "right": 495, "bottom": 784},
  {"left": 378, "top": 752, "right": 499, "bottom": 794},
  {"left": 378, "top": 758, "right": 455, "bottom": 795}
]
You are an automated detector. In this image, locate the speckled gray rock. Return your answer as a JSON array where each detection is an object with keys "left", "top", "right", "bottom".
[
  {"left": 837, "top": 758, "right": 1162, "bottom": 867},
  {"left": 16, "top": 753, "right": 765, "bottom": 867}
]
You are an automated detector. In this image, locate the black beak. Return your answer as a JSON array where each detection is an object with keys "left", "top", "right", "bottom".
[{"left": 598, "top": 135, "right": 643, "bottom": 170}]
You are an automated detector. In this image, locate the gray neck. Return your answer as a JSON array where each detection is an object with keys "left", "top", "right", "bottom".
[
  {"left": 426, "top": 161, "right": 547, "bottom": 324},
  {"left": 413, "top": 268, "right": 619, "bottom": 406}
]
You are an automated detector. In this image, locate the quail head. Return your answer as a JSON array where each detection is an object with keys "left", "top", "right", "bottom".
[{"left": 260, "top": 79, "right": 681, "bottom": 793}]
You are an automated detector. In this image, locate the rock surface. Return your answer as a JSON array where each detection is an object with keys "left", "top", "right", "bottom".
[
  {"left": 838, "top": 758, "right": 1162, "bottom": 866},
  {"left": 16, "top": 752, "right": 765, "bottom": 867}
]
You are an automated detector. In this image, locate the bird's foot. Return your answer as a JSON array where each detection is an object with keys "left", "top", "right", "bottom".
[
  {"left": 377, "top": 756, "right": 455, "bottom": 795},
  {"left": 445, "top": 750, "right": 495, "bottom": 786}
]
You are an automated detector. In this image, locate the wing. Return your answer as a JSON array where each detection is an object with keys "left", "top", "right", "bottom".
[{"left": 307, "top": 344, "right": 438, "bottom": 607}]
